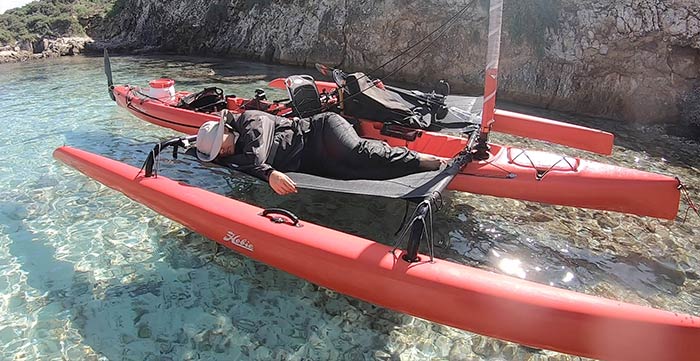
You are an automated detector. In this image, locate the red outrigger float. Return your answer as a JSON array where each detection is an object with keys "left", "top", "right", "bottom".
[{"left": 54, "top": 145, "right": 699, "bottom": 361}]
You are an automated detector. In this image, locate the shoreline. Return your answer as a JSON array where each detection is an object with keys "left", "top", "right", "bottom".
[{"left": 0, "top": 36, "right": 93, "bottom": 64}]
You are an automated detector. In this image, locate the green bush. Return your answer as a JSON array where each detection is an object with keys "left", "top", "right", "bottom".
[
  {"left": 0, "top": 29, "right": 13, "bottom": 44},
  {"left": 50, "top": 15, "right": 84, "bottom": 36},
  {"left": 27, "top": 15, "right": 51, "bottom": 35},
  {"left": 0, "top": 0, "right": 117, "bottom": 45}
]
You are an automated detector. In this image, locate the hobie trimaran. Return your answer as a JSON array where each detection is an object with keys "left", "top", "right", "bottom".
[{"left": 56, "top": 2, "right": 698, "bottom": 360}]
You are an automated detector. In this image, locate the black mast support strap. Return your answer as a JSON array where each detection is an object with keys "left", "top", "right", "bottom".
[
  {"left": 403, "top": 201, "right": 433, "bottom": 263},
  {"left": 394, "top": 130, "right": 479, "bottom": 263},
  {"left": 141, "top": 136, "right": 196, "bottom": 178}
]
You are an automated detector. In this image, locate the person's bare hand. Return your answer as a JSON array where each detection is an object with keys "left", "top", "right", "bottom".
[
  {"left": 417, "top": 153, "right": 449, "bottom": 170},
  {"left": 269, "top": 170, "right": 297, "bottom": 195}
]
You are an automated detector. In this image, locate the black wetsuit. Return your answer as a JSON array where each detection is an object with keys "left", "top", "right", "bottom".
[{"left": 217, "top": 110, "right": 421, "bottom": 181}]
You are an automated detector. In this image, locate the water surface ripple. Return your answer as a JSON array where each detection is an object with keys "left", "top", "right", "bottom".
[{"left": 0, "top": 56, "right": 698, "bottom": 360}]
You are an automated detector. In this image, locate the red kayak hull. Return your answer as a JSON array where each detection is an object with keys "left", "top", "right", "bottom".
[
  {"left": 54, "top": 145, "right": 699, "bottom": 361},
  {"left": 112, "top": 85, "right": 680, "bottom": 219}
]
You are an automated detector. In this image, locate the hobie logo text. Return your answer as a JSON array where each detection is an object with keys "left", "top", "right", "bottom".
[{"left": 223, "top": 231, "right": 254, "bottom": 252}]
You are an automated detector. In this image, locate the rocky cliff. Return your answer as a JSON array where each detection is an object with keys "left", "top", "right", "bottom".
[{"left": 92, "top": 0, "right": 700, "bottom": 127}]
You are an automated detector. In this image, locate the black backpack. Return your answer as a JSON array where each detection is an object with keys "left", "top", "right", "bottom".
[
  {"left": 341, "top": 72, "right": 431, "bottom": 129},
  {"left": 176, "top": 87, "right": 226, "bottom": 113},
  {"left": 285, "top": 75, "right": 323, "bottom": 118}
]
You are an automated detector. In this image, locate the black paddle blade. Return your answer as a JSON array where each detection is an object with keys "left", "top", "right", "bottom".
[
  {"left": 315, "top": 63, "right": 331, "bottom": 76},
  {"left": 104, "top": 49, "right": 115, "bottom": 101},
  {"left": 437, "top": 80, "right": 450, "bottom": 97}
]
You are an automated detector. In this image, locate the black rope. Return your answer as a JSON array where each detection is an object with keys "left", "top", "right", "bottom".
[
  {"left": 364, "top": 0, "right": 477, "bottom": 78},
  {"left": 139, "top": 137, "right": 196, "bottom": 178},
  {"left": 138, "top": 142, "right": 162, "bottom": 178},
  {"left": 460, "top": 172, "right": 516, "bottom": 179},
  {"left": 127, "top": 102, "right": 200, "bottom": 131},
  {"left": 339, "top": 2, "right": 476, "bottom": 104},
  {"left": 510, "top": 149, "right": 576, "bottom": 181},
  {"left": 394, "top": 201, "right": 413, "bottom": 236},
  {"left": 295, "top": 1, "right": 478, "bottom": 117},
  {"left": 133, "top": 88, "right": 173, "bottom": 105},
  {"left": 379, "top": 7, "right": 473, "bottom": 82}
]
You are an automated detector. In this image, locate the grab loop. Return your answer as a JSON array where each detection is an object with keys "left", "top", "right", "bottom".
[{"left": 259, "top": 208, "right": 302, "bottom": 227}]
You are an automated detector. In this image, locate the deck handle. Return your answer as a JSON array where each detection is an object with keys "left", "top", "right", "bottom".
[{"left": 260, "top": 208, "right": 301, "bottom": 227}]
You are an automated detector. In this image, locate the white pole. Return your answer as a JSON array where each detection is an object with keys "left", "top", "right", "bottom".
[{"left": 478, "top": 0, "right": 504, "bottom": 149}]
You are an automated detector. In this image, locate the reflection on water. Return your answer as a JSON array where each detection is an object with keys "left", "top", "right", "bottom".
[{"left": 0, "top": 55, "right": 698, "bottom": 360}]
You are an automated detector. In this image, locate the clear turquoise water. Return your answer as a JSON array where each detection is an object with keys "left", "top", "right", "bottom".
[{"left": 0, "top": 55, "right": 698, "bottom": 360}]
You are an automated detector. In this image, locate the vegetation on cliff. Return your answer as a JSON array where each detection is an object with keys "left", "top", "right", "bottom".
[{"left": 0, "top": 0, "right": 117, "bottom": 45}]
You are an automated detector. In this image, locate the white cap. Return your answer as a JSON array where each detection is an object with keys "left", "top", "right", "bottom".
[{"left": 196, "top": 110, "right": 228, "bottom": 162}]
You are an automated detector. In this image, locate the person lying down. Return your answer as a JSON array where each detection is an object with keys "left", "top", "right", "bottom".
[{"left": 196, "top": 110, "right": 446, "bottom": 195}]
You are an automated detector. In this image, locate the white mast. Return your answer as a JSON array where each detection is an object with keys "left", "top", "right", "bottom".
[{"left": 476, "top": 0, "right": 504, "bottom": 156}]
